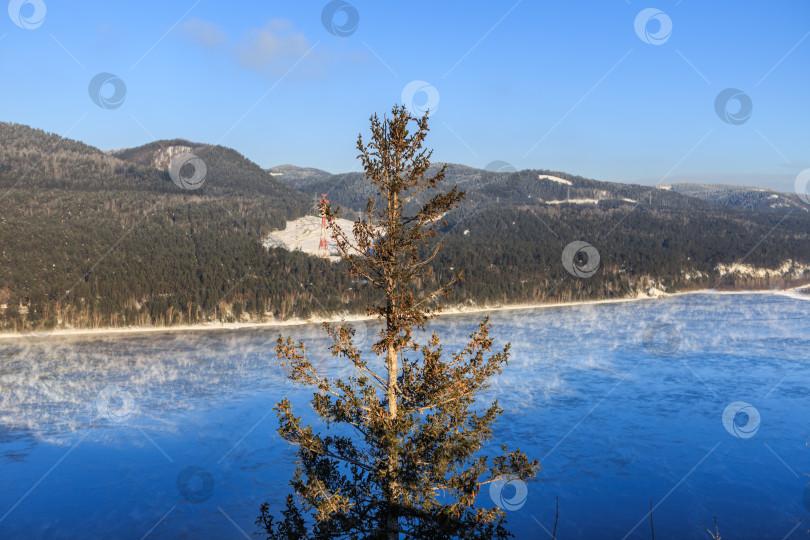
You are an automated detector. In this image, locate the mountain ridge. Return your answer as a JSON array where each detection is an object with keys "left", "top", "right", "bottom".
[
  {"left": 2, "top": 121, "right": 809, "bottom": 334},
  {"left": 267, "top": 162, "right": 804, "bottom": 214}
]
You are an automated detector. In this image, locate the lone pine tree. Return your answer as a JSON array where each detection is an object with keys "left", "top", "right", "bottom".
[{"left": 258, "top": 105, "right": 539, "bottom": 539}]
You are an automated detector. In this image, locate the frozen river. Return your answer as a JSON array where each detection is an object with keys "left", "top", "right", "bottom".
[{"left": 1, "top": 292, "right": 808, "bottom": 538}]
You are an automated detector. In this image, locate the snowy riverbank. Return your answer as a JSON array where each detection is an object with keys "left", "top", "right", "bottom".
[{"left": 1, "top": 284, "right": 807, "bottom": 341}]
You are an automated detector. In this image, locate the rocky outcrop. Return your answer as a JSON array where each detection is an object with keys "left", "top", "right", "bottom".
[{"left": 151, "top": 145, "right": 192, "bottom": 171}]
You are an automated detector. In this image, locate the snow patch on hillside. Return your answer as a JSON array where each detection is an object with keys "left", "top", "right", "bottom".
[
  {"left": 681, "top": 270, "right": 708, "bottom": 282},
  {"left": 538, "top": 174, "right": 572, "bottom": 186},
  {"left": 715, "top": 260, "right": 810, "bottom": 279},
  {"left": 546, "top": 198, "right": 599, "bottom": 205},
  {"left": 263, "top": 216, "right": 360, "bottom": 261}
]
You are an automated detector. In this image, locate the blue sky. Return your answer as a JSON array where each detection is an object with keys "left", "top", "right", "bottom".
[{"left": 1, "top": 0, "right": 808, "bottom": 190}]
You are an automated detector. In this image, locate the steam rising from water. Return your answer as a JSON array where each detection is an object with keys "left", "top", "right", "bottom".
[{"left": 0, "top": 330, "right": 295, "bottom": 440}]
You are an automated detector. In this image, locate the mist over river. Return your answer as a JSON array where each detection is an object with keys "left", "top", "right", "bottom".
[{"left": 1, "top": 292, "right": 808, "bottom": 539}]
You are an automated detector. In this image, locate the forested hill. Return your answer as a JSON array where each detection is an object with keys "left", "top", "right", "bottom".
[
  {"left": 268, "top": 163, "right": 806, "bottom": 215},
  {"left": 269, "top": 162, "right": 810, "bottom": 307},
  {"left": 0, "top": 122, "right": 313, "bottom": 203},
  {"left": 0, "top": 122, "right": 365, "bottom": 333},
  {"left": 269, "top": 162, "right": 704, "bottom": 214},
  {"left": 112, "top": 140, "right": 309, "bottom": 200},
  {"left": 1, "top": 122, "right": 810, "bottom": 335},
  {"left": 665, "top": 182, "right": 805, "bottom": 212}
]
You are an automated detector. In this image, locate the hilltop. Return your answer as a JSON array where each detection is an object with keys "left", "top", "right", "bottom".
[{"left": 662, "top": 182, "right": 805, "bottom": 212}]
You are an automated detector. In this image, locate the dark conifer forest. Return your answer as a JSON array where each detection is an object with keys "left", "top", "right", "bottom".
[{"left": 2, "top": 122, "right": 809, "bottom": 333}]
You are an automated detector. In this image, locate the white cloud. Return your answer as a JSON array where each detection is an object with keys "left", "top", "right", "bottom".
[
  {"left": 237, "top": 19, "right": 311, "bottom": 72},
  {"left": 179, "top": 18, "right": 228, "bottom": 49},
  {"left": 177, "top": 18, "right": 336, "bottom": 80}
]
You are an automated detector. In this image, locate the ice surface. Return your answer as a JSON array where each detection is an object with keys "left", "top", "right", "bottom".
[{"left": 0, "top": 293, "right": 808, "bottom": 539}]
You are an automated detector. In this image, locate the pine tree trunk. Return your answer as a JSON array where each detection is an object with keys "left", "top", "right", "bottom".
[
  {"left": 385, "top": 182, "right": 400, "bottom": 539},
  {"left": 385, "top": 334, "right": 399, "bottom": 538},
  {"left": 386, "top": 342, "right": 398, "bottom": 417}
]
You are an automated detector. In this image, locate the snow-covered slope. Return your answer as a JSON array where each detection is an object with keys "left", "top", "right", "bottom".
[{"left": 262, "top": 216, "right": 360, "bottom": 261}]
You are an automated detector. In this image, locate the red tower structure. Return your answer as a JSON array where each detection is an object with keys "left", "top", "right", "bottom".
[{"left": 318, "top": 193, "right": 329, "bottom": 259}]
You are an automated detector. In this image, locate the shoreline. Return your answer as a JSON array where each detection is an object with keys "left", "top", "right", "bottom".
[{"left": 1, "top": 284, "right": 808, "bottom": 341}]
